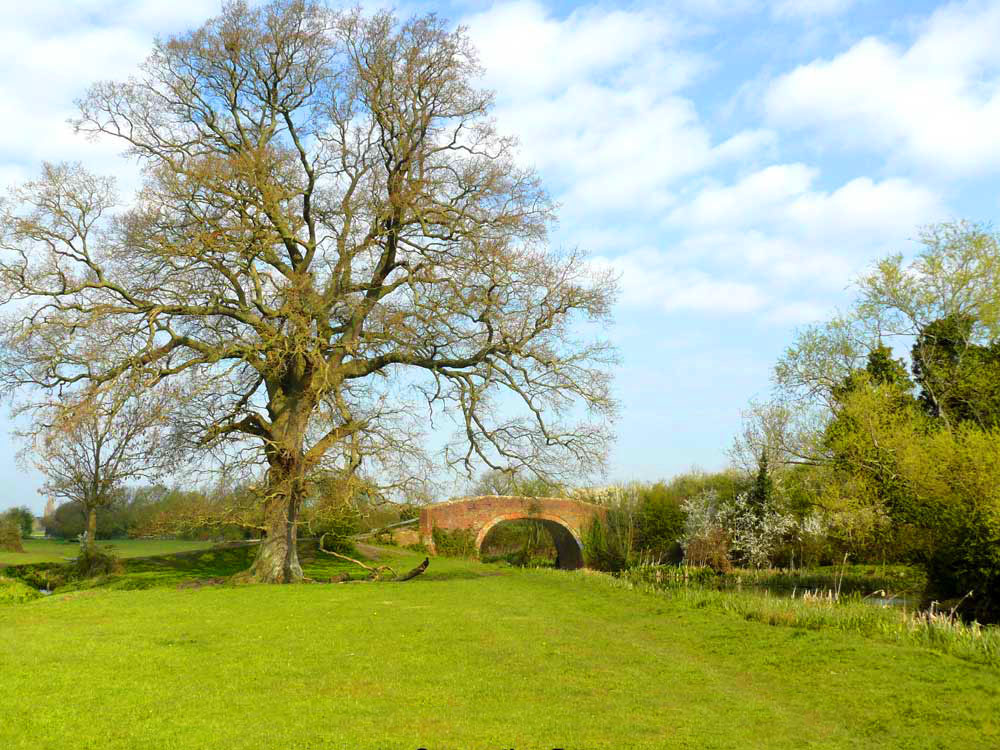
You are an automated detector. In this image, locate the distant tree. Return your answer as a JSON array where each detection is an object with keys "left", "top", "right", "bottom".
[
  {"left": 0, "top": 517, "right": 24, "bottom": 552},
  {"left": 18, "top": 384, "right": 174, "bottom": 547},
  {"left": 2, "top": 506, "right": 34, "bottom": 538},
  {"left": 470, "top": 469, "right": 562, "bottom": 498},
  {"left": 754, "top": 221, "right": 1000, "bottom": 606},
  {"left": 44, "top": 501, "right": 88, "bottom": 540},
  {"left": 634, "top": 482, "right": 686, "bottom": 563},
  {"left": 746, "top": 452, "right": 775, "bottom": 519}
]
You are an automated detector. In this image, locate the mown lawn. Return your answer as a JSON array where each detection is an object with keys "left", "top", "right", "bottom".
[
  {"left": 0, "top": 538, "right": 216, "bottom": 566},
  {"left": 1, "top": 549, "right": 998, "bottom": 749}
]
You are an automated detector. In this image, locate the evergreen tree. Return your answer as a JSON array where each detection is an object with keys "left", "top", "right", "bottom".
[{"left": 746, "top": 452, "right": 774, "bottom": 519}]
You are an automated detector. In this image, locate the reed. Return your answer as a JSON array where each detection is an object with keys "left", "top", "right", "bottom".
[{"left": 585, "top": 567, "right": 1000, "bottom": 668}]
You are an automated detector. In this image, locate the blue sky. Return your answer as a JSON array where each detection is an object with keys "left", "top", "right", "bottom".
[{"left": 1, "top": 0, "right": 998, "bottom": 512}]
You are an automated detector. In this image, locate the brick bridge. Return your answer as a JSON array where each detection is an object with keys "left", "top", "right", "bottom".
[{"left": 418, "top": 496, "right": 606, "bottom": 569}]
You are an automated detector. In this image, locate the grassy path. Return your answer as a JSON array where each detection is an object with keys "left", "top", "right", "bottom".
[{"left": 1, "top": 556, "right": 997, "bottom": 749}]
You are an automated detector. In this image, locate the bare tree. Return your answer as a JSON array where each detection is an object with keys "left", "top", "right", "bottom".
[
  {"left": 0, "top": 2, "right": 617, "bottom": 582},
  {"left": 17, "top": 382, "right": 175, "bottom": 547}
]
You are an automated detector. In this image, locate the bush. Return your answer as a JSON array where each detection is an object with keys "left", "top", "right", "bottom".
[
  {"left": 75, "top": 545, "right": 122, "bottom": 578},
  {"left": 635, "top": 484, "right": 686, "bottom": 563},
  {"left": 0, "top": 519, "right": 24, "bottom": 552},
  {"left": 0, "top": 576, "right": 41, "bottom": 605},
  {"left": 924, "top": 510, "right": 1000, "bottom": 624},
  {"left": 432, "top": 527, "right": 477, "bottom": 558},
  {"left": 894, "top": 425, "right": 1000, "bottom": 623},
  {"left": 398, "top": 503, "right": 420, "bottom": 522},
  {"left": 7, "top": 565, "right": 67, "bottom": 591},
  {"left": 583, "top": 515, "right": 631, "bottom": 572},
  {"left": 684, "top": 527, "right": 732, "bottom": 573},
  {"left": 315, "top": 532, "right": 358, "bottom": 557}
]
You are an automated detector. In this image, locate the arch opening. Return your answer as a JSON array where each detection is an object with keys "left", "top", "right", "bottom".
[{"left": 477, "top": 514, "right": 584, "bottom": 570}]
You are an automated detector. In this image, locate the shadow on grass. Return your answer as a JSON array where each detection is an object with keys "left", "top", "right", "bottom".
[{"left": 5, "top": 538, "right": 518, "bottom": 594}]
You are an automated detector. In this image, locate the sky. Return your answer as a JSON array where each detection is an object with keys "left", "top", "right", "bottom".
[{"left": 1, "top": 0, "right": 999, "bottom": 513}]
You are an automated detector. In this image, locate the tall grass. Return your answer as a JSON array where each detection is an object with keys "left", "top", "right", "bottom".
[
  {"left": 581, "top": 567, "right": 1000, "bottom": 668},
  {"left": 624, "top": 562, "right": 927, "bottom": 597}
]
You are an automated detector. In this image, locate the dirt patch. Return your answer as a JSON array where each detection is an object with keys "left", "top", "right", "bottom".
[{"left": 177, "top": 577, "right": 229, "bottom": 590}]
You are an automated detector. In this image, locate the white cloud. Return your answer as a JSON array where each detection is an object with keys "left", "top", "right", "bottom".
[
  {"left": 592, "top": 248, "right": 768, "bottom": 315},
  {"left": 765, "top": 0, "right": 1000, "bottom": 174},
  {"left": 671, "top": 165, "right": 943, "bottom": 241},
  {"left": 464, "top": 1, "right": 773, "bottom": 220},
  {"left": 670, "top": 163, "right": 818, "bottom": 227},
  {"left": 467, "top": 1, "right": 688, "bottom": 96},
  {"left": 0, "top": 1, "right": 223, "bottom": 196},
  {"left": 594, "top": 166, "right": 945, "bottom": 321},
  {"left": 675, "top": 166, "right": 943, "bottom": 283}
]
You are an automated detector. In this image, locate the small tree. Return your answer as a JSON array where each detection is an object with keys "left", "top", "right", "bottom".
[
  {"left": 746, "top": 452, "right": 774, "bottom": 519},
  {"left": 1, "top": 506, "right": 34, "bottom": 538},
  {"left": 19, "top": 385, "right": 174, "bottom": 547},
  {"left": 0, "top": 518, "right": 24, "bottom": 552}
]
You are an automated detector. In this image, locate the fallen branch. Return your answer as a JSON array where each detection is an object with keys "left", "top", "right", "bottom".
[
  {"left": 318, "top": 534, "right": 397, "bottom": 580},
  {"left": 397, "top": 557, "right": 429, "bottom": 582}
]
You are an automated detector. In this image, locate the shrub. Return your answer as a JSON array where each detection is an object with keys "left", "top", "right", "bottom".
[
  {"left": 635, "top": 484, "right": 686, "bottom": 563},
  {"left": 75, "top": 545, "right": 122, "bottom": 578},
  {"left": 723, "top": 492, "right": 793, "bottom": 569},
  {"left": 583, "top": 514, "right": 632, "bottom": 572},
  {"left": 315, "top": 533, "right": 358, "bottom": 556},
  {"left": 432, "top": 527, "right": 477, "bottom": 558},
  {"left": 6, "top": 565, "right": 67, "bottom": 591},
  {"left": 924, "top": 510, "right": 1000, "bottom": 624},
  {"left": 679, "top": 490, "right": 731, "bottom": 571},
  {"left": 684, "top": 527, "right": 732, "bottom": 573},
  {"left": 0, "top": 519, "right": 24, "bottom": 552},
  {"left": 0, "top": 576, "right": 41, "bottom": 605},
  {"left": 398, "top": 503, "right": 420, "bottom": 522},
  {"left": 894, "top": 424, "right": 1000, "bottom": 623},
  {"left": 307, "top": 500, "right": 361, "bottom": 551}
]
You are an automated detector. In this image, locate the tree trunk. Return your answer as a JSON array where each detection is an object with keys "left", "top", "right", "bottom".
[
  {"left": 249, "top": 493, "right": 304, "bottom": 583},
  {"left": 251, "top": 373, "right": 315, "bottom": 583},
  {"left": 86, "top": 506, "right": 97, "bottom": 546}
]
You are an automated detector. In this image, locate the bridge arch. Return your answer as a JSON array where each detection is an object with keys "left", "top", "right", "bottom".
[
  {"left": 475, "top": 512, "right": 585, "bottom": 570},
  {"left": 419, "top": 495, "right": 605, "bottom": 570}
]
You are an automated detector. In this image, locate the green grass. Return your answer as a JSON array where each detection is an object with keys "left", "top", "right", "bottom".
[
  {"left": 0, "top": 538, "right": 217, "bottom": 566},
  {"left": 0, "top": 539, "right": 385, "bottom": 593},
  {"left": 1, "top": 547, "right": 998, "bottom": 749}
]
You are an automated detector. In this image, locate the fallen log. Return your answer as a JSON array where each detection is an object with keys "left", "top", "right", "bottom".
[
  {"left": 317, "top": 535, "right": 428, "bottom": 582},
  {"left": 318, "top": 534, "right": 397, "bottom": 580},
  {"left": 397, "top": 557, "right": 429, "bottom": 582}
]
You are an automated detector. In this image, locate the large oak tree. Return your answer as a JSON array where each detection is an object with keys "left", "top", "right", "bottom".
[{"left": 0, "top": 1, "right": 617, "bottom": 581}]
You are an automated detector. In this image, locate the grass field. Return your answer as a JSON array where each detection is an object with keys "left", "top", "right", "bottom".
[
  {"left": 2, "top": 546, "right": 998, "bottom": 749},
  {"left": 0, "top": 538, "right": 216, "bottom": 566}
]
